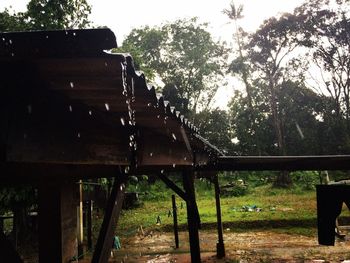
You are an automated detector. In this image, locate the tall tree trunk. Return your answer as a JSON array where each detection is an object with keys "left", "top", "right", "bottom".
[{"left": 269, "top": 80, "right": 292, "bottom": 188}]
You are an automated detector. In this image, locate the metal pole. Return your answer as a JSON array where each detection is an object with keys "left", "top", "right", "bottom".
[
  {"left": 172, "top": 194, "right": 179, "bottom": 249},
  {"left": 213, "top": 176, "right": 225, "bottom": 258}
]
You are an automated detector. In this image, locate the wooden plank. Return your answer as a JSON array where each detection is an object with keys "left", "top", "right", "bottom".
[
  {"left": 203, "top": 155, "right": 350, "bottom": 171},
  {"left": 38, "top": 180, "right": 78, "bottom": 263},
  {"left": 0, "top": 162, "right": 122, "bottom": 184},
  {"left": 213, "top": 175, "right": 225, "bottom": 258},
  {"left": 87, "top": 200, "right": 93, "bottom": 250},
  {"left": 158, "top": 173, "right": 187, "bottom": 201},
  {"left": 138, "top": 130, "right": 192, "bottom": 166},
  {"left": 172, "top": 195, "right": 179, "bottom": 249},
  {"left": 92, "top": 176, "right": 126, "bottom": 263},
  {"left": 182, "top": 170, "right": 201, "bottom": 263},
  {"left": 0, "top": 29, "right": 117, "bottom": 58}
]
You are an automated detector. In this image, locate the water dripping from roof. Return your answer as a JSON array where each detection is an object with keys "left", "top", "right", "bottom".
[
  {"left": 124, "top": 166, "right": 130, "bottom": 174},
  {"left": 149, "top": 152, "right": 153, "bottom": 157},
  {"left": 172, "top": 164, "right": 176, "bottom": 168},
  {"left": 88, "top": 110, "right": 92, "bottom": 116},
  {"left": 27, "top": 105, "right": 32, "bottom": 114},
  {"left": 104, "top": 103, "right": 110, "bottom": 111},
  {"left": 120, "top": 117, "right": 125, "bottom": 126},
  {"left": 172, "top": 133, "right": 177, "bottom": 140},
  {"left": 69, "top": 82, "right": 74, "bottom": 88}
]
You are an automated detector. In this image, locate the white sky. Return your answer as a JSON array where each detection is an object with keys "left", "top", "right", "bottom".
[{"left": 0, "top": 0, "right": 306, "bottom": 108}]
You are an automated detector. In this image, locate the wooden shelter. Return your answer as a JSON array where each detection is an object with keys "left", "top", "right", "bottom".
[
  {"left": 2, "top": 28, "right": 350, "bottom": 263},
  {"left": 0, "top": 28, "right": 223, "bottom": 262}
]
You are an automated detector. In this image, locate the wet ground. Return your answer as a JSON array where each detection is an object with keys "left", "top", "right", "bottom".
[{"left": 106, "top": 230, "right": 350, "bottom": 262}]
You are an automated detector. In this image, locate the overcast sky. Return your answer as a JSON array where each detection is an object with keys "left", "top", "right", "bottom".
[
  {"left": 0, "top": 0, "right": 306, "bottom": 108},
  {"left": 1, "top": 0, "right": 305, "bottom": 44}
]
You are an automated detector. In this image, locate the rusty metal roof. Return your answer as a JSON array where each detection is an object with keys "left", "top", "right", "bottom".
[{"left": 0, "top": 28, "right": 222, "bottom": 178}]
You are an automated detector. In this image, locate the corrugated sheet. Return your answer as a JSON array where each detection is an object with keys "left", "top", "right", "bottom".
[{"left": 0, "top": 28, "right": 222, "bottom": 171}]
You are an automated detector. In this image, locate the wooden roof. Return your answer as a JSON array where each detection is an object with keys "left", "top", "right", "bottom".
[{"left": 0, "top": 28, "right": 222, "bottom": 181}]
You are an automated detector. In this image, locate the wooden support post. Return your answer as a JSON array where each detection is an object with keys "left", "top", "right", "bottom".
[
  {"left": 0, "top": 217, "right": 3, "bottom": 233},
  {"left": 172, "top": 194, "right": 179, "bottom": 249},
  {"left": 213, "top": 175, "right": 225, "bottom": 258},
  {"left": 92, "top": 176, "right": 126, "bottom": 263},
  {"left": 38, "top": 181, "right": 78, "bottom": 263},
  {"left": 183, "top": 170, "right": 201, "bottom": 263},
  {"left": 0, "top": 231, "right": 23, "bottom": 263},
  {"left": 87, "top": 200, "right": 93, "bottom": 250}
]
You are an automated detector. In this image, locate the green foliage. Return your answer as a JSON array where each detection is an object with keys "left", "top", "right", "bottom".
[
  {"left": 119, "top": 17, "right": 228, "bottom": 113},
  {"left": 195, "top": 108, "right": 234, "bottom": 154},
  {"left": 0, "top": 0, "right": 91, "bottom": 32}
]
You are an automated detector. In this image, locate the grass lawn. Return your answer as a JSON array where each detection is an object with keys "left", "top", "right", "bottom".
[{"left": 114, "top": 183, "right": 337, "bottom": 238}]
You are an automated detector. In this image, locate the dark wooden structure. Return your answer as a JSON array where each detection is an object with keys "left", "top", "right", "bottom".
[
  {"left": 1, "top": 28, "right": 350, "bottom": 263},
  {"left": 0, "top": 28, "right": 221, "bottom": 262}
]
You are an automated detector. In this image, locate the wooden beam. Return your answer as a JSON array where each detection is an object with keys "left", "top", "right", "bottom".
[
  {"left": 213, "top": 175, "right": 225, "bottom": 258},
  {"left": 200, "top": 155, "right": 350, "bottom": 171},
  {"left": 182, "top": 170, "right": 201, "bottom": 263},
  {"left": 172, "top": 195, "right": 179, "bottom": 249},
  {"left": 87, "top": 200, "right": 93, "bottom": 250},
  {"left": 92, "top": 176, "right": 126, "bottom": 263},
  {"left": 0, "top": 162, "right": 122, "bottom": 184},
  {"left": 38, "top": 180, "right": 78, "bottom": 263},
  {"left": 158, "top": 173, "right": 187, "bottom": 201}
]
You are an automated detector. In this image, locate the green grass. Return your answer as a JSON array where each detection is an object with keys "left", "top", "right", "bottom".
[{"left": 115, "top": 183, "right": 326, "bottom": 237}]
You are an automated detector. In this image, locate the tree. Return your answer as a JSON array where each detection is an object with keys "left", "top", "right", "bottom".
[
  {"left": 195, "top": 108, "right": 233, "bottom": 154},
  {"left": 295, "top": 0, "right": 350, "bottom": 153},
  {"left": 0, "top": 0, "right": 91, "bottom": 31},
  {"left": 119, "top": 18, "right": 228, "bottom": 115}
]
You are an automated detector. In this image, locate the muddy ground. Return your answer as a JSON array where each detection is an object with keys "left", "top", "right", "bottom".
[{"left": 105, "top": 230, "right": 350, "bottom": 262}]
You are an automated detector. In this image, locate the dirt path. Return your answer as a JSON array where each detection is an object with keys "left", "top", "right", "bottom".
[{"left": 107, "top": 230, "right": 350, "bottom": 262}]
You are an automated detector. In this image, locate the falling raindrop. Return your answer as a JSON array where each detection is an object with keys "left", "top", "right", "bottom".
[
  {"left": 104, "top": 62, "right": 108, "bottom": 67},
  {"left": 147, "top": 103, "right": 152, "bottom": 107},
  {"left": 11, "top": 53, "right": 15, "bottom": 57},
  {"left": 73, "top": 32, "right": 76, "bottom": 36},
  {"left": 120, "top": 117, "right": 125, "bottom": 126},
  {"left": 172, "top": 133, "right": 176, "bottom": 140},
  {"left": 46, "top": 35, "right": 49, "bottom": 39},
  {"left": 184, "top": 157, "right": 187, "bottom": 161},
  {"left": 160, "top": 169, "right": 164, "bottom": 174},
  {"left": 69, "top": 82, "right": 74, "bottom": 88},
  {"left": 77, "top": 132, "right": 81, "bottom": 138},
  {"left": 124, "top": 166, "right": 130, "bottom": 174},
  {"left": 9, "top": 39, "right": 12, "bottom": 44},
  {"left": 69, "top": 105, "right": 73, "bottom": 112},
  {"left": 27, "top": 105, "right": 32, "bottom": 114},
  {"left": 172, "top": 164, "right": 176, "bottom": 168},
  {"left": 88, "top": 110, "right": 92, "bottom": 116},
  {"left": 157, "top": 115, "right": 160, "bottom": 119},
  {"left": 104, "top": 103, "right": 110, "bottom": 111},
  {"left": 149, "top": 152, "right": 153, "bottom": 157}
]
